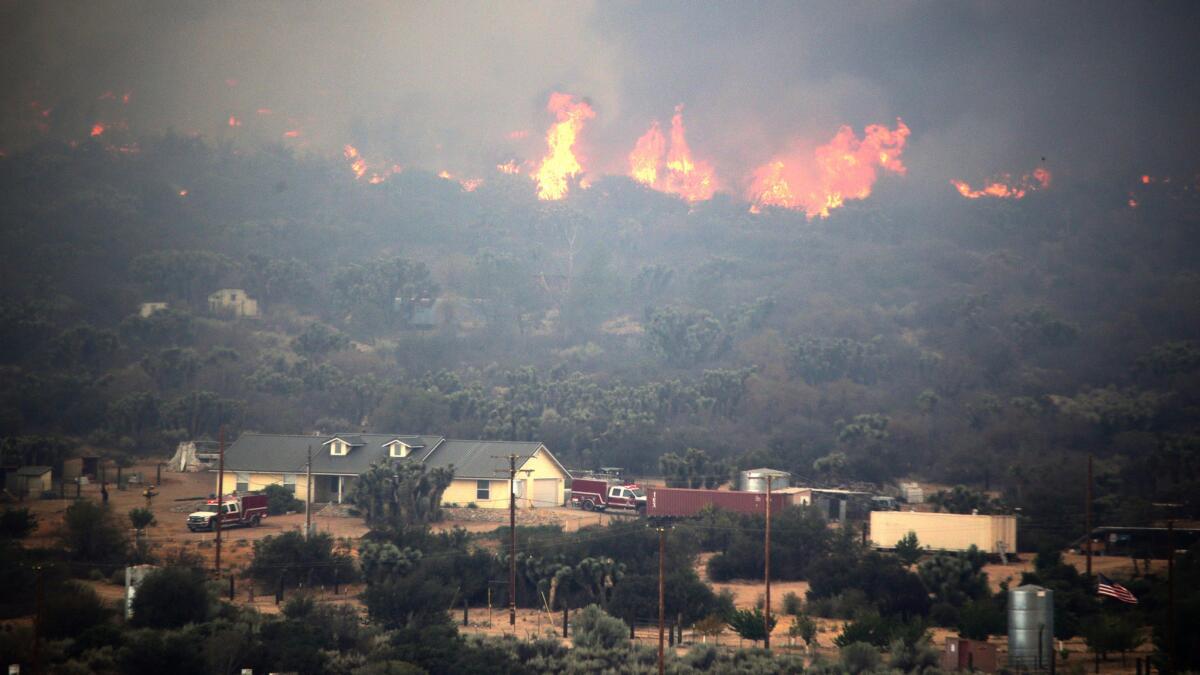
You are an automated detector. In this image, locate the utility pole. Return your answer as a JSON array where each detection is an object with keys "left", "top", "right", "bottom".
[
  {"left": 33, "top": 564, "right": 44, "bottom": 675},
  {"left": 764, "top": 478, "right": 772, "bottom": 650},
  {"left": 493, "top": 454, "right": 529, "bottom": 627},
  {"left": 215, "top": 426, "right": 224, "bottom": 574},
  {"left": 305, "top": 444, "right": 312, "bottom": 539},
  {"left": 1085, "top": 454, "right": 1093, "bottom": 577},
  {"left": 1167, "top": 518, "right": 1175, "bottom": 674},
  {"left": 658, "top": 526, "right": 666, "bottom": 675}
]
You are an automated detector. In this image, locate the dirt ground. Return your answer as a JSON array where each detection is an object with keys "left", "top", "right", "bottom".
[{"left": 12, "top": 465, "right": 1161, "bottom": 670}]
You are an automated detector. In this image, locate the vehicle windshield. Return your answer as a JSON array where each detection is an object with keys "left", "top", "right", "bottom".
[{"left": 630, "top": 488, "right": 645, "bottom": 498}]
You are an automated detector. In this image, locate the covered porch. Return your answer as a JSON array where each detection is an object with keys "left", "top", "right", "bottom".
[{"left": 310, "top": 474, "right": 357, "bottom": 504}]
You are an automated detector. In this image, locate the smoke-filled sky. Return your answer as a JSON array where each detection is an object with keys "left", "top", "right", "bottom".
[{"left": 3, "top": 0, "right": 1198, "bottom": 191}]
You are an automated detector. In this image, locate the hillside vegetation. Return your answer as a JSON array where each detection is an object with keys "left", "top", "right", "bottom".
[{"left": 2, "top": 137, "right": 1199, "bottom": 545}]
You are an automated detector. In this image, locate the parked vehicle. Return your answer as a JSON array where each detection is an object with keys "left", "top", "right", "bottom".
[
  {"left": 569, "top": 477, "right": 646, "bottom": 512},
  {"left": 187, "top": 492, "right": 269, "bottom": 532}
]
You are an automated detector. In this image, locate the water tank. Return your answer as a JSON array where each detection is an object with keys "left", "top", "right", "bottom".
[
  {"left": 739, "top": 469, "right": 790, "bottom": 493},
  {"left": 1008, "top": 585, "right": 1054, "bottom": 670}
]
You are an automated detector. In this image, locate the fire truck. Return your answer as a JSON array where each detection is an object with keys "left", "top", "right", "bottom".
[
  {"left": 568, "top": 476, "right": 646, "bottom": 513},
  {"left": 186, "top": 492, "right": 269, "bottom": 532}
]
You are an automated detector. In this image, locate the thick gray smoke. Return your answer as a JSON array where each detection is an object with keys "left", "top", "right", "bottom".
[{"left": 2, "top": 0, "right": 1198, "bottom": 189}]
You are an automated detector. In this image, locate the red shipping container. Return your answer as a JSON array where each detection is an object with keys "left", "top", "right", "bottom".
[{"left": 645, "top": 486, "right": 795, "bottom": 517}]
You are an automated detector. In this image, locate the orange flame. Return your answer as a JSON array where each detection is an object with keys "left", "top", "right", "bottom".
[
  {"left": 178, "top": 189, "right": 189, "bottom": 197},
  {"left": 629, "top": 121, "right": 665, "bottom": 187},
  {"left": 748, "top": 119, "right": 910, "bottom": 217},
  {"left": 283, "top": 129, "right": 301, "bottom": 138},
  {"left": 228, "top": 115, "right": 242, "bottom": 128},
  {"left": 951, "top": 166, "right": 1051, "bottom": 200},
  {"left": 533, "top": 93, "right": 595, "bottom": 200},
  {"left": 628, "top": 107, "right": 717, "bottom": 201},
  {"left": 438, "top": 170, "right": 483, "bottom": 191},
  {"left": 344, "top": 145, "right": 368, "bottom": 179},
  {"left": 345, "top": 142, "right": 400, "bottom": 182},
  {"left": 496, "top": 160, "right": 522, "bottom": 175},
  {"left": 90, "top": 122, "right": 106, "bottom": 137}
]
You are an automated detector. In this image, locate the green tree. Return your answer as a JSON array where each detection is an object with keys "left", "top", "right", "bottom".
[
  {"left": 352, "top": 460, "right": 455, "bottom": 530},
  {"left": 642, "top": 306, "right": 726, "bottom": 367},
  {"left": 895, "top": 531, "right": 924, "bottom": 565},
  {"left": 292, "top": 322, "right": 351, "bottom": 358},
  {"left": 61, "top": 499, "right": 127, "bottom": 563},
  {"left": 0, "top": 508, "right": 37, "bottom": 539},
  {"left": 728, "top": 607, "right": 776, "bottom": 646},
  {"left": 42, "top": 581, "right": 112, "bottom": 639},
  {"left": 130, "top": 250, "right": 236, "bottom": 306},
  {"left": 840, "top": 641, "right": 883, "bottom": 674},
  {"left": 130, "top": 566, "right": 212, "bottom": 628}
]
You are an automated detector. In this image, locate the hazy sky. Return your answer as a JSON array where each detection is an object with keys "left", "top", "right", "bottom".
[{"left": 3, "top": 0, "right": 1198, "bottom": 189}]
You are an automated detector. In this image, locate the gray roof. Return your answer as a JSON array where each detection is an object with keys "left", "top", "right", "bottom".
[
  {"left": 16, "top": 465, "right": 52, "bottom": 476},
  {"left": 223, "top": 433, "right": 444, "bottom": 476},
  {"left": 422, "top": 439, "right": 554, "bottom": 479}
]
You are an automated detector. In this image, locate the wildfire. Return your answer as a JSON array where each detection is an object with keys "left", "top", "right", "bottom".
[
  {"left": 629, "top": 121, "right": 665, "bottom": 187},
  {"left": 533, "top": 92, "right": 595, "bottom": 200},
  {"left": 344, "top": 144, "right": 368, "bottom": 179},
  {"left": 343, "top": 145, "right": 401, "bottom": 184},
  {"left": 748, "top": 119, "right": 911, "bottom": 218},
  {"left": 951, "top": 166, "right": 1051, "bottom": 200},
  {"left": 90, "top": 123, "right": 106, "bottom": 137},
  {"left": 228, "top": 115, "right": 242, "bottom": 128},
  {"left": 178, "top": 189, "right": 189, "bottom": 197},
  {"left": 628, "top": 105, "right": 717, "bottom": 201},
  {"left": 283, "top": 129, "right": 301, "bottom": 138},
  {"left": 438, "top": 170, "right": 483, "bottom": 191},
  {"left": 496, "top": 160, "right": 522, "bottom": 175}
]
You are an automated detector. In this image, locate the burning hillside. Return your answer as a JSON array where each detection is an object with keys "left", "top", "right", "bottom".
[
  {"left": 951, "top": 167, "right": 1051, "bottom": 200},
  {"left": 747, "top": 120, "right": 910, "bottom": 218}
]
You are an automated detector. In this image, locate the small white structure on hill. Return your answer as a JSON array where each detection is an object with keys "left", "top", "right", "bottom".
[{"left": 208, "top": 288, "right": 259, "bottom": 318}]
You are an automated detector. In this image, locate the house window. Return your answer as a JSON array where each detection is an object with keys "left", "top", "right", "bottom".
[
  {"left": 283, "top": 473, "right": 297, "bottom": 494},
  {"left": 330, "top": 441, "right": 347, "bottom": 456},
  {"left": 389, "top": 442, "right": 410, "bottom": 458},
  {"left": 236, "top": 472, "right": 250, "bottom": 493},
  {"left": 476, "top": 480, "right": 490, "bottom": 501}
]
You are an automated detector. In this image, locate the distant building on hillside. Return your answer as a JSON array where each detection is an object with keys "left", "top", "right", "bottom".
[
  {"left": 139, "top": 302, "right": 169, "bottom": 318},
  {"left": 208, "top": 288, "right": 259, "bottom": 318}
]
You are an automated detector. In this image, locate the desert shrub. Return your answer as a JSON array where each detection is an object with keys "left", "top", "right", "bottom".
[
  {"left": 264, "top": 483, "right": 303, "bottom": 515},
  {"left": 42, "top": 581, "right": 111, "bottom": 639},
  {"left": 572, "top": 604, "right": 630, "bottom": 650},
  {"left": 61, "top": 500, "right": 127, "bottom": 563},
  {"left": 782, "top": 591, "right": 803, "bottom": 615},
  {"left": 130, "top": 566, "right": 212, "bottom": 628},
  {"left": 840, "top": 641, "right": 883, "bottom": 674}
]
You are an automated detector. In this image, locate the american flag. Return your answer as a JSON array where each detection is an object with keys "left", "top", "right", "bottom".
[{"left": 1097, "top": 574, "right": 1138, "bottom": 604}]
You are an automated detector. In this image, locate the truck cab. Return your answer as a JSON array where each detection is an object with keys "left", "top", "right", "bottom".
[
  {"left": 568, "top": 476, "right": 646, "bottom": 513},
  {"left": 606, "top": 484, "right": 646, "bottom": 511}
]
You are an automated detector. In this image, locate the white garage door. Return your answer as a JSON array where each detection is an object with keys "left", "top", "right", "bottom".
[{"left": 532, "top": 478, "right": 560, "bottom": 507}]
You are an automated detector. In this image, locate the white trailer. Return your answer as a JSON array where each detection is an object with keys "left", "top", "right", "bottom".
[{"left": 870, "top": 510, "right": 1017, "bottom": 555}]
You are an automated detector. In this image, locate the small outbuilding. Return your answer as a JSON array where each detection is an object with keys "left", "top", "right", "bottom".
[
  {"left": 7, "top": 466, "right": 53, "bottom": 496},
  {"left": 941, "top": 637, "right": 997, "bottom": 673}
]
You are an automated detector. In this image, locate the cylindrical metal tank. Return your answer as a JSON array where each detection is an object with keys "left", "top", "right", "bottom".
[
  {"left": 1008, "top": 585, "right": 1054, "bottom": 670},
  {"left": 739, "top": 469, "right": 790, "bottom": 493}
]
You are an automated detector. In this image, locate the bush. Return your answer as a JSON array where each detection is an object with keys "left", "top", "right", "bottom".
[
  {"left": 0, "top": 508, "right": 37, "bottom": 539},
  {"left": 61, "top": 499, "right": 127, "bottom": 563},
  {"left": 249, "top": 531, "right": 355, "bottom": 587},
  {"left": 130, "top": 566, "right": 212, "bottom": 628},
  {"left": 264, "top": 484, "right": 303, "bottom": 515},
  {"left": 840, "top": 641, "right": 883, "bottom": 674},
  {"left": 572, "top": 604, "right": 630, "bottom": 650},
  {"left": 782, "top": 591, "right": 803, "bottom": 616},
  {"left": 930, "top": 601, "right": 961, "bottom": 627},
  {"left": 42, "top": 581, "right": 111, "bottom": 639}
]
